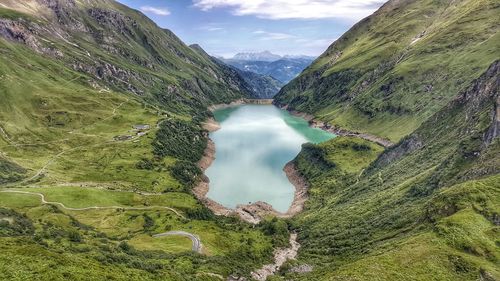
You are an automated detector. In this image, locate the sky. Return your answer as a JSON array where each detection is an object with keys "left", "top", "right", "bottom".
[{"left": 116, "top": 0, "right": 386, "bottom": 58}]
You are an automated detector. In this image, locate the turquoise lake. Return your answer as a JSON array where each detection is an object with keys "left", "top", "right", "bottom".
[{"left": 205, "top": 105, "right": 335, "bottom": 212}]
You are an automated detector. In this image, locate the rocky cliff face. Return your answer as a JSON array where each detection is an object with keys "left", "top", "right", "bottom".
[
  {"left": 371, "top": 61, "right": 499, "bottom": 190},
  {"left": 0, "top": 0, "right": 254, "bottom": 111}
]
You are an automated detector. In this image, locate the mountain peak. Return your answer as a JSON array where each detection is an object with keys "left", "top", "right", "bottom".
[{"left": 232, "top": 51, "right": 282, "bottom": 62}]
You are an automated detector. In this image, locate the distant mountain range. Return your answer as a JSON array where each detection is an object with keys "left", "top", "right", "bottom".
[
  {"left": 190, "top": 45, "right": 283, "bottom": 99},
  {"left": 232, "top": 51, "right": 282, "bottom": 62},
  {"left": 221, "top": 52, "right": 315, "bottom": 84}
]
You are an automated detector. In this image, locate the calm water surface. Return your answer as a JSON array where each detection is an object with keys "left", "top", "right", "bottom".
[{"left": 206, "top": 105, "right": 335, "bottom": 212}]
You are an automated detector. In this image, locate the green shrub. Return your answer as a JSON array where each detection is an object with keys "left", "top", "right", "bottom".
[
  {"left": 185, "top": 206, "right": 215, "bottom": 221},
  {"left": 169, "top": 161, "right": 202, "bottom": 190},
  {"left": 68, "top": 230, "right": 83, "bottom": 243},
  {"left": 0, "top": 208, "right": 34, "bottom": 236}
]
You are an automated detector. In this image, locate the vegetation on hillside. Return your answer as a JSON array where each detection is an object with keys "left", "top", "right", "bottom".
[
  {"left": 274, "top": 61, "right": 499, "bottom": 280},
  {"left": 0, "top": 0, "right": 281, "bottom": 280},
  {"left": 274, "top": 0, "right": 499, "bottom": 142},
  {"left": 0, "top": 156, "right": 26, "bottom": 184}
]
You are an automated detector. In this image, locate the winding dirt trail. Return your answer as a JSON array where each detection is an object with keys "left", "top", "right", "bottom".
[
  {"left": 153, "top": 231, "right": 202, "bottom": 253},
  {"left": 0, "top": 190, "right": 184, "bottom": 218},
  {"left": 22, "top": 142, "right": 110, "bottom": 184}
]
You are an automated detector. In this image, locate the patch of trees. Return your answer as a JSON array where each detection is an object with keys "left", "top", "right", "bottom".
[
  {"left": 142, "top": 213, "right": 155, "bottom": 231},
  {"left": 0, "top": 157, "right": 27, "bottom": 184},
  {"left": 169, "top": 160, "right": 202, "bottom": 190},
  {"left": 152, "top": 119, "right": 206, "bottom": 162},
  {"left": 185, "top": 205, "right": 214, "bottom": 221},
  {"left": 135, "top": 158, "right": 156, "bottom": 170},
  {"left": 296, "top": 143, "right": 336, "bottom": 179},
  {"left": 352, "top": 143, "right": 371, "bottom": 151},
  {"left": 258, "top": 217, "right": 289, "bottom": 248}
]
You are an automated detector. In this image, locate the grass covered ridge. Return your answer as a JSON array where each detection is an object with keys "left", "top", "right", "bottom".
[
  {"left": 274, "top": 61, "right": 499, "bottom": 280},
  {"left": 274, "top": 0, "right": 500, "bottom": 142}
]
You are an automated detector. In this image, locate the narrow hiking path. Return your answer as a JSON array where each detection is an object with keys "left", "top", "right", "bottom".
[
  {"left": 68, "top": 98, "right": 129, "bottom": 135},
  {"left": 0, "top": 190, "right": 184, "bottom": 218},
  {"left": 153, "top": 231, "right": 202, "bottom": 253},
  {"left": 1, "top": 138, "right": 70, "bottom": 148}
]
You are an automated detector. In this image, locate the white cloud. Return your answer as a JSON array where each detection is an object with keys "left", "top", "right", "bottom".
[
  {"left": 197, "top": 23, "right": 226, "bottom": 32},
  {"left": 208, "top": 27, "right": 224, "bottom": 31},
  {"left": 253, "top": 30, "right": 295, "bottom": 40},
  {"left": 192, "top": 0, "right": 384, "bottom": 20},
  {"left": 296, "top": 37, "right": 339, "bottom": 47},
  {"left": 140, "top": 6, "right": 171, "bottom": 16}
]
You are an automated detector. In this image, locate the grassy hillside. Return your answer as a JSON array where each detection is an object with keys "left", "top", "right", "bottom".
[
  {"left": 274, "top": 61, "right": 499, "bottom": 280},
  {"left": 0, "top": 0, "right": 284, "bottom": 280},
  {"left": 0, "top": 189, "right": 284, "bottom": 280},
  {"left": 274, "top": 0, "right": 499, "bottom": 142},
  {"left": 0, "top": 0, "right": 256, "bottom": 188}
]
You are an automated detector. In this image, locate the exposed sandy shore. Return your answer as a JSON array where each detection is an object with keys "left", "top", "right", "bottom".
[
  {"left": 208, "top": 98, "right": 273, "bottom": 111},
  {"left": 279, "top": 104, "right": 394, "bottom": 148},
  {"left": 192, "top": 104, "right": 310, "bottom": 224}
]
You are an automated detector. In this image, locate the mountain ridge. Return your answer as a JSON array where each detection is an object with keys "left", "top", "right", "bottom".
[
  {"left": 283, "top": 58, "right": 499, "bottom": 280},
  {"left": 223, "top": 56, "right": 315, "bottom": 84},
  {"left": 232, "top": 50, "right": 282, "bottom": 62},
  {"left": 268, "top": 0, "right": 500, "bottom": 279},
  {"left": 228, "top": 51, "right": 315, "bottom": 62},
  {"left": 274, "top": 0, "right": 499, "bottom": 142}
]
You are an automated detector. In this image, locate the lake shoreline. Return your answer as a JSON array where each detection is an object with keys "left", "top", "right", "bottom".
[
  {"left": 192, "top": 102, "right": 310, "bottom": 224},
  {"left": 276, "top": 104, "right": 394, "bottom": 148},
  {"left": 208, "top": 98, "right": 273, "bottom": 111}
]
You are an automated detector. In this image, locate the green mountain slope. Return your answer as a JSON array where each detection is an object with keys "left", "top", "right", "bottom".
[
  {"left": 230, "top": 68, "right": 283, "bottom": 99},
  {"left": 0, "top": 0, "right": 498, "bottom": 280},
  {"left": 0, "top": 1, "right": 284, "bottom": 280},
  {"left": 271, "top": 0, "right": 500, "bottom": 279},
  {"left": 0, "top": 0, "right": 255, "bottom": 187},
  {"left": 274, "top": 0, "right": 499, "bottom": 142},
  {"left": 277, "top": 58, "right": 499, "bottom": 280}
]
